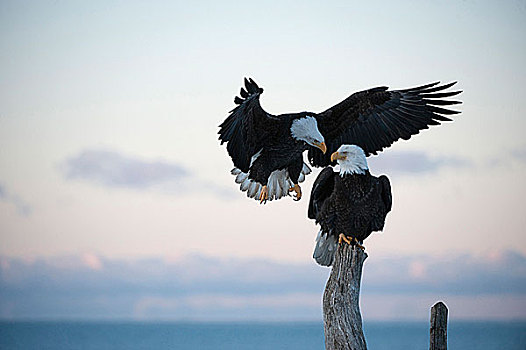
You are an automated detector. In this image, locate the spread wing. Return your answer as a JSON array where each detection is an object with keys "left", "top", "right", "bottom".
[
  {"left": 218, "top": 78, "right": 279, "bottom": 172},
  {"left": 308, "top": 82, "right": 462, "bottom": 167},
  {"left": 308, "top": 167, "right": 336, "bottom": 220}
]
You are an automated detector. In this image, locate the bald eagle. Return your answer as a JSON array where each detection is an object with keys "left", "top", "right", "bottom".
[
  {"left": 309, "top": 145, "right": 392, "bottom": 266},
  {"left": 218, "top": 78, "right": 460, "bottom": 203}
]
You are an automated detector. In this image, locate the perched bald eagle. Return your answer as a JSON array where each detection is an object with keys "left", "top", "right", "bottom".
[
  {"left": 308, "top": 145, "right": 392, "bottom": 267},
  {"left": 219, "top": 78, "right": 460, "bottom": 203}
]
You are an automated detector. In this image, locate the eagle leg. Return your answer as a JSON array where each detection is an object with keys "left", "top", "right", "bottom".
[
  {"left": 338, "top": 233, "right": 352, "bottom": 245},
  {"left": 353, "top": 237, "right": 365, "bottom": 251},
  {"left": 259, "top": 185, "right": 268, "bottom": 204},
  {"left": 288, "top": 184, "right": 302, "bottom": 201}
]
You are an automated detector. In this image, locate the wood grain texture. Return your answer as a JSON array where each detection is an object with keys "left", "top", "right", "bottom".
[
  {"left": 323, "top": 243, "right": 368, "bottom": 350},
  {"left": 430, "top": 301, "right": 448, "bottom": 350}
]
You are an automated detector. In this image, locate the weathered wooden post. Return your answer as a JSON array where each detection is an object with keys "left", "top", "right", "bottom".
[
  {"left": 323, "top": 243, "right": 368, "bottom": 350},
  {"left": 430, "top": 301, "right": 448, "bottom": 350}
]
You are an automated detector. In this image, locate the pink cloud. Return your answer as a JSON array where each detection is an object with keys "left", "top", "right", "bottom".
[{"left": 82, "top": 253, "right": 103, "bottom": 270}]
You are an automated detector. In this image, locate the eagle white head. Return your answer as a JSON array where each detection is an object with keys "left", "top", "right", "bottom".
[
  {"left": 331, "top": 144, "right": 369, "bottom": 176},
  {"left": 290, "top": 116, "right": 327, "bottom": 154}
]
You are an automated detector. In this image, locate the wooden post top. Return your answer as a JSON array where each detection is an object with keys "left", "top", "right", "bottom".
[{"left": 430, "top": 301, "right": 448, "bottom": 350}]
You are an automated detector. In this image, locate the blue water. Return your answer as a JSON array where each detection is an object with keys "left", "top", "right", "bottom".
[{"left": 0, "top": 321, "right": 525, "bottom": 349}]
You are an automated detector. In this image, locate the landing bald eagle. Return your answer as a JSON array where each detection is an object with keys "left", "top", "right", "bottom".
[
  {"left": 218, "top": 78, "right": 460, "bottom": 203},
  {"left": 309, "top": 145, "right": 392, "bottom": 266}
]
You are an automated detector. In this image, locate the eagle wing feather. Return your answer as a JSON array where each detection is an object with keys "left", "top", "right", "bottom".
[
  {"left": 379, "top": 175, "right": 392, "bottom": 213},
  {"left": 308, "top": 167, "right": 336, "bottom": 220},
  {"left": 308, "top": 82, "right": 462, "bottom": 167},
  {"left": 218, "top": 78, "right": 279, "bottom": 172}
]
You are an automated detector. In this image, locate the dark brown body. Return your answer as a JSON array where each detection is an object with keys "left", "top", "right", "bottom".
[{"left": 309, "top": 168, "right": 392, "bottom": 266}]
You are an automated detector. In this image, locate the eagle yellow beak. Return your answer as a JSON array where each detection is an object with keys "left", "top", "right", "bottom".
[
  {"left": 314, "top": 142, "right": 327, "bottom": 154},
  {"left": 331, "top": 151, "right": 346, "bottom": 162}
]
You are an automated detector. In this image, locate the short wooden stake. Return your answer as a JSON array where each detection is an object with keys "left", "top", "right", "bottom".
[{"left": 430, "top": 301, "right": 448, "bottom": 350}]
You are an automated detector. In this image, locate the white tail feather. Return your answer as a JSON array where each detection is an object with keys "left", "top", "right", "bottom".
[
  {"left": 235, "top": 172, "right": 248, "bottom": 184},
  {"left": 268, "top": 172, "right": 278, "bottom": 199},
  {"left": 231, "top": 162, "right": 311, "bottom": 202},
  {"left": 247, "top": 181, "right": 258, "bottom": 197},
  {"left": 240, "top": 178, "right": 250, "bottom": 191},
  {"left": 313, "top": 230, "right": 338, "bottom": 267}
]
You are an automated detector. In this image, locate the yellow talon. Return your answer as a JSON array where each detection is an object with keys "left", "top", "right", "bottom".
[
  {"left": 259, "top": 186, "right": 269, "bottom": 204},
  {"left": 353, "top": 237, "right": 365, "bottom": 251},
  {"left": 289, "top": 184, "right": 302, "bottom": 201},
  {"left": 338, "top": 233, "right": 352, "bottom": 245}
]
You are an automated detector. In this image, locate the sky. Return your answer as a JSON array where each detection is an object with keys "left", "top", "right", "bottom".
[{"left": 1, "top": 0, "right": 525, "bottom": 320}]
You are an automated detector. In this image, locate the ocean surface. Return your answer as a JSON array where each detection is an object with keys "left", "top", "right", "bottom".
[{"left": 0, "top": 321, "right": 525, "bottom": 349}]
